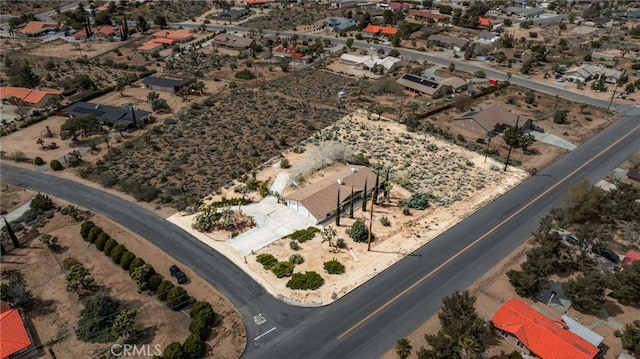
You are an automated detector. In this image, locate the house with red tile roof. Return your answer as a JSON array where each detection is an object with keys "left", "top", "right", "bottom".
[
  {"left": 0, "top": 302, "right": 34, "bottom": 359},
  {"left": 0, "top": 87, "right": 62, "bottom": 107},
  {"left": 272, "top": 46, "right": 312, "bottom": 64},
  {"left": 137, "top": 41, "right": 164, "bottom": 53},
  {"left": 152, "top": 30, "right": 194, "bottom": 43},
  {"left": 408, "top": 9, "right": 449, "bottom": 22},
  {"left": 362, "top": 24, "right": 398, "bottom": 36},
  {"left": 73, "top": 24, "right": 134, "bottom": 40},
  {"left": 621, "top": 250, "right": 640, "bottom": 266},
  {"left": 491, "top": 298, "right": 600, "bottom": 359},
  {"left": 389, "top": 2, "right": 411, "bottom": 10},
  {"left": 15, "top": 21, "right": 64, "bottom": 37},
  {"left": 479, "top": 17, "right": 493, "bottom": 27}
]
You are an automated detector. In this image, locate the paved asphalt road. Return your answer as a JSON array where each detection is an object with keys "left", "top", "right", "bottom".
[{"left": 2, "top": 107, "right": 638, "bottom": 358}]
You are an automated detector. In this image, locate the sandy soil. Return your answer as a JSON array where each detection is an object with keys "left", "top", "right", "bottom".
[
  {"left": 0, "top": 193, "right": 246, "bottom": 359},
  {"left": 168, "top": 110, "right": 529, "bottom": 305}
]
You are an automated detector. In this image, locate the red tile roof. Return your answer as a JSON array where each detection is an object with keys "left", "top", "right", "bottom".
[
  {"left": 408, "top": 9, "right": 449, "bottom": 20},
  {"left": 389, "top": 2, "right": 410, "bottom": 9},
  {"left": 491, "top": 298, "right": 599, "bottom": 359},
  {"left": 0, "top": 87, "right": 62, "bottom": 105},
  {"left": 479, "top": 17, "right": 492, "bottom": 26},
  {"left": 0, "top": 306, "right": 32, "bottom": 358},
  {"left": 362, "top": 24, "right": 398, "bottom": 35},
  {"left": 153, "top": 37, "right": 176, "bottom": 44},
  {"left": 152, "top": 30, "right": 193, "bottom": 40},
  {"left": 622, "top": 250, "right": 640, "bottom": 266},
  {"left": 17, "top": 21, "right": 61, "bottom": 35},
  {"left": 137, "top": 41, "right": 164, "bottom": 51}
]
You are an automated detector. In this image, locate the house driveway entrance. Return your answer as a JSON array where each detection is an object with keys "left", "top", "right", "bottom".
[{"left": 228, "top": 196, "right": 316, "bottom": 256}]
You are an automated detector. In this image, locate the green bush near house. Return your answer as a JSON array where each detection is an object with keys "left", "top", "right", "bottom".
[
  {"left": 256, "top": 253, "right": 278, "bottom": 270},
  {"left": 110, "top": 244, "right": 127, "bottom": 264},
  {"left": 103, "top": 238, "right": 118, "bottom": 256},
  {"left": 286, "top": 271, "right": 324, "bottom": 290},
  {"left": 285, "top": 227, "right": 319, "bottom": 243},
  {"left": 271, "top": 261, "right": 295, "bottom": 278},
  {"left": 120, "top": 251, "right": 136, "bottom": 270},
  {"left": 324, "top": 259, "right": 346, "bottom": 275}
]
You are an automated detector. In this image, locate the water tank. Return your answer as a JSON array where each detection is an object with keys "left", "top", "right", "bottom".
[{"left": 337, "top": 91, "right": 346, "bottom": 99}]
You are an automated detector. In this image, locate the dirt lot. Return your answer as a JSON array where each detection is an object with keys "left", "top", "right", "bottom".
[
  {"left": 169, "top": 110, "right": 528, "bottom": 304},
  {"left": 0, "top": 190, "right": 245, "bottom": 359}
]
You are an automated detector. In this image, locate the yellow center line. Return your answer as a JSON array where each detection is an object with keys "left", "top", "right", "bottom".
[{"left": 337, "top": 123, "right": 640, "bottom": 341}]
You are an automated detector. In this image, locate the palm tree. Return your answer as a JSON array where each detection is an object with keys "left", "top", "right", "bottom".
[{"left": 395, "top": 338, "right": 412, "bottom": 359}]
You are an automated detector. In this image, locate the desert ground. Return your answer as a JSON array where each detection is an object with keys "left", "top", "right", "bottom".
[
  {"left": 0, "top": 189, "right": 246, "bottom": 359},
  {"left": 168, "top": 110, "right": 529, "bottom": 304}
]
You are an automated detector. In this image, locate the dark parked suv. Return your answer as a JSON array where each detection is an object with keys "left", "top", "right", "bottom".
[
  {"left": 170, "top": 265, "right": 188, "bottom": 284},
  {"left": 599, "top": 249, "right": 619, "bottom": 264}
]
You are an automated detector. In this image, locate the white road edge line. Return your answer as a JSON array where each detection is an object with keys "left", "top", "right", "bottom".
[{"left": 254, "top": 327, "right": 277, "bottom": 341}]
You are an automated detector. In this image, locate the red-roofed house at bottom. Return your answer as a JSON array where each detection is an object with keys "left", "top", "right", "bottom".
[
  {"left": 491, "top": 298, "right": 600, "bottom": 359},
  {"left": 0, "top": 301, "right": 35, "bottom": 358}
]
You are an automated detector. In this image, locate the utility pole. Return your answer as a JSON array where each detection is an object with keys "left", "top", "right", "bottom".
[
  {"left": 367, "top": 196, "right": 374, "bottom": 251},
  {"left": 607, "top": 77, "right": 621, "bottom": 113},
  {"left": 484, "top": 132, "right": 492, "bottom": 163},
  {"left": 504, "top": 116, "right": 519, "bottom": 172}
]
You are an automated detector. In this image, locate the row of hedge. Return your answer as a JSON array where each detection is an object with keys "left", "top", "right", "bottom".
[
  {"left": 80, "top": 221, "right": 216, "bottom": 358},
  {"left": 256, "top": 253, "right": 325, "bottom": 290}
]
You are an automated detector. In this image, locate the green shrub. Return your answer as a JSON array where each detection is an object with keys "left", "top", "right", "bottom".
[
  {"left": 289, "top": 253, "right": 304, "bottom": 264},
  {"left": 110, "top": 244, "right": 127, "bottom": 264},
  {"left": 336, "top": 238, "right": 347, "bottom": 248},
  {"left": 157, "top": 280, "right": 174, "bottom": 301},
  {"left": 183, "top": 333, "right": 205, "bottom": 358},
  {"left": 286, "top": 271, "right": 324, "bottom": 290},
  {"left": 95, "top": 233, "right": 109, "bottom": 251},
  {"left": 553, "top": 110, "right": 568, "bottom": 124},
  {"left": 129, "top": 257, "right": 145, "bottom": 274},
  {"left": 234, "top": 69, "right": 256, "bottom": 80},
  {"left": 348, "top": 219, "right": 369, "bottom": 243},
  {"left": 103, "top": 238, "right": 118, "bottom": 256},
  {"left": 50, "top": 159, "right": 63, "bottom": 171},
  {"left": 406, "top": 192, "right": 434, "bottom": 210},
  {"left": 188, "top": 317, "right": 211, "bottom": 340},
  {"left": 379, "top": 216, "right": 391, "bottom": 226},
  {"left": 120, "top": 251, "right": 136, "bottom": 270},
  {"left": 87, "top": 226, "right": 103, "bottom": 244},
  {"left": 80, "top": 221, "right": 96, "bottom": 240},
  {"left": 162, "top": 342, "right": 185, "bottom": 359},
  {"left": 256, "top": 253, "right": 278, "bottom": 269},
  {"left": 324, "top": 259, "right": 346, "bottom": 274},
  {"left": 34, "top": 157, "right": 44, "bottom": 165},
  {"left": 271, "top": 261, "right": 295, "bottom": 278},
  {"left": 148, "top": 274, "right": 163, "bottom": 291},
  {"left": 286, "top": 227, "right": 320, "bottom": 243},
  {"left": 190, "top": 301, "right": 216, "bottom": 326},
  {"left": 289, "top": 240, "right": 299, "bottom": 250},
  {"left": 166, "top": 286, "right": 189, "bottom": 310}
]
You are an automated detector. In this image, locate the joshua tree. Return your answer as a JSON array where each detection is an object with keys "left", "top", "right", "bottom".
[
  {"left": 4, "top": 218, "right": 20, "bottom": 248},
  {"left": 37, "top": 138, "right": 45, "bottom": 149}
]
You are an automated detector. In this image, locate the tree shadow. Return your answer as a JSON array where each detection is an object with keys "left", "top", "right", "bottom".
[
  {"left": 482, "top": 329, "right": 504, "bottom": 351},
  {"left": 132, "top": 325, "right": 159, "bottom": 345},
  {"left": 599, "top": 299, "right": 624, "bottom": 318},
  {"left": 28, "top": 298, "right": 58, "bottom": 316},
  {"left": 369, "top": 249, "right": 423, "bottom": 257}
]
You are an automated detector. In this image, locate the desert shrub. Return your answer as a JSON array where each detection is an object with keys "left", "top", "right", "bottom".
[
  {"left": 289, "top": 240, "right": 299, "bottom": 250},
  {"left": 34, "top": 157, "right": 44, "bottom": 165},
  {"left": 190, "top": 301, "right": 216, "bottom": 326},
  {"left": 324, "top": 259, "right": 346, "bottom": 274},
  {"left": 271, "top": 261, "right": 295, "bottom": 278},
  {"left": 148, "top": 274, "right": 163, "bottom": 291},
  {"left": 166, "top": 286, "right": 189, "bottom": 310},
  {"left": 157, "top": 280, "right": 174, "bottom": 301},
  {"left": 286, "top": 271, "right": 325, "bottom": 290},
  {"left": 256, "top": 253, "right": 278, "bottom": 269},
  {"left": 524, "top": 92, "right": 536, "bottom": 104},
  {"left": 553, "top": 110, "right": 568, "bottom": 124},
  {"left": 280, "top": 158, "right": 290, "bottom": 168},
  {"left": 129, "top": 258, "right": 146, "bottom": 274},
  {"left": 285, "top": 227, "right": 319, "bottom": 243},
  {"left": 110, "top": 244, "right": 127, "bottom": 264},
  {"left": 31, "top": 193, "right": 54, "bottom": 213},
  {"left": 50, "top": 159, "right": 63, "bottom": 171},
  {"left": 163, "top": 343, "right": 185, "bottom": 359},
  {"left": 103, "top": 238, "right": 118, "bottom": 256},
  {"left": 406, "top": 192, "right": 434, "bottom": 210},
  {"left": 75, "top": 292, "right": 118, "bottom": 343},
  {"left": 379, "top": 216, "right": 391, "bottom": 226},
  {"left": 348, "top": 219, "right": 369, "bottom": 243},
  {"left": 189, "top": 317, "right": 211, "bottom": 340},
  {"left": 120, "top": 251, "right": 136, "bottom": 270},
  {"left": 235, "top": 69, "right": 256, "bottom": 80},
  {"left": 474, "top": 70, "right": 486, "bottom": 78},
  {"left": 183, "top": 333, "right": 205, "bottom": 358},
  {"left": 63, "top": 257, "right": 82, "bottom": 271},
  {"left": 456, "top": 134, "right": 466, "bottom": 142},
  {"left": 87, "top": 226, "right": 103, "bottom": 244},
  {"left": 336, "top": 238, "right": 347, "bottom": 248},
  {"left": 289, "top": 253, "right": 304, "bottom": 264},
  {"left": 95, "top": 233, "right": 109, "bottom": 251},
  {"left": 80, "top": 221, "right": 96, "bottom": 240}
]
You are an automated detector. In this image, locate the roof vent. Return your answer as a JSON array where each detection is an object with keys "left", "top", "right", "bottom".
[{"left": 337, "top": 178, "right": 344, "bottom": 185}]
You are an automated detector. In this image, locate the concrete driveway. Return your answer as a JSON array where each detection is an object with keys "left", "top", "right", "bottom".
[
  {"left": 229, "top": 196, "right": 315, "bottom": 256},
  {"left": 530, "top": 131, "right": 577, "bottom": 151}
]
